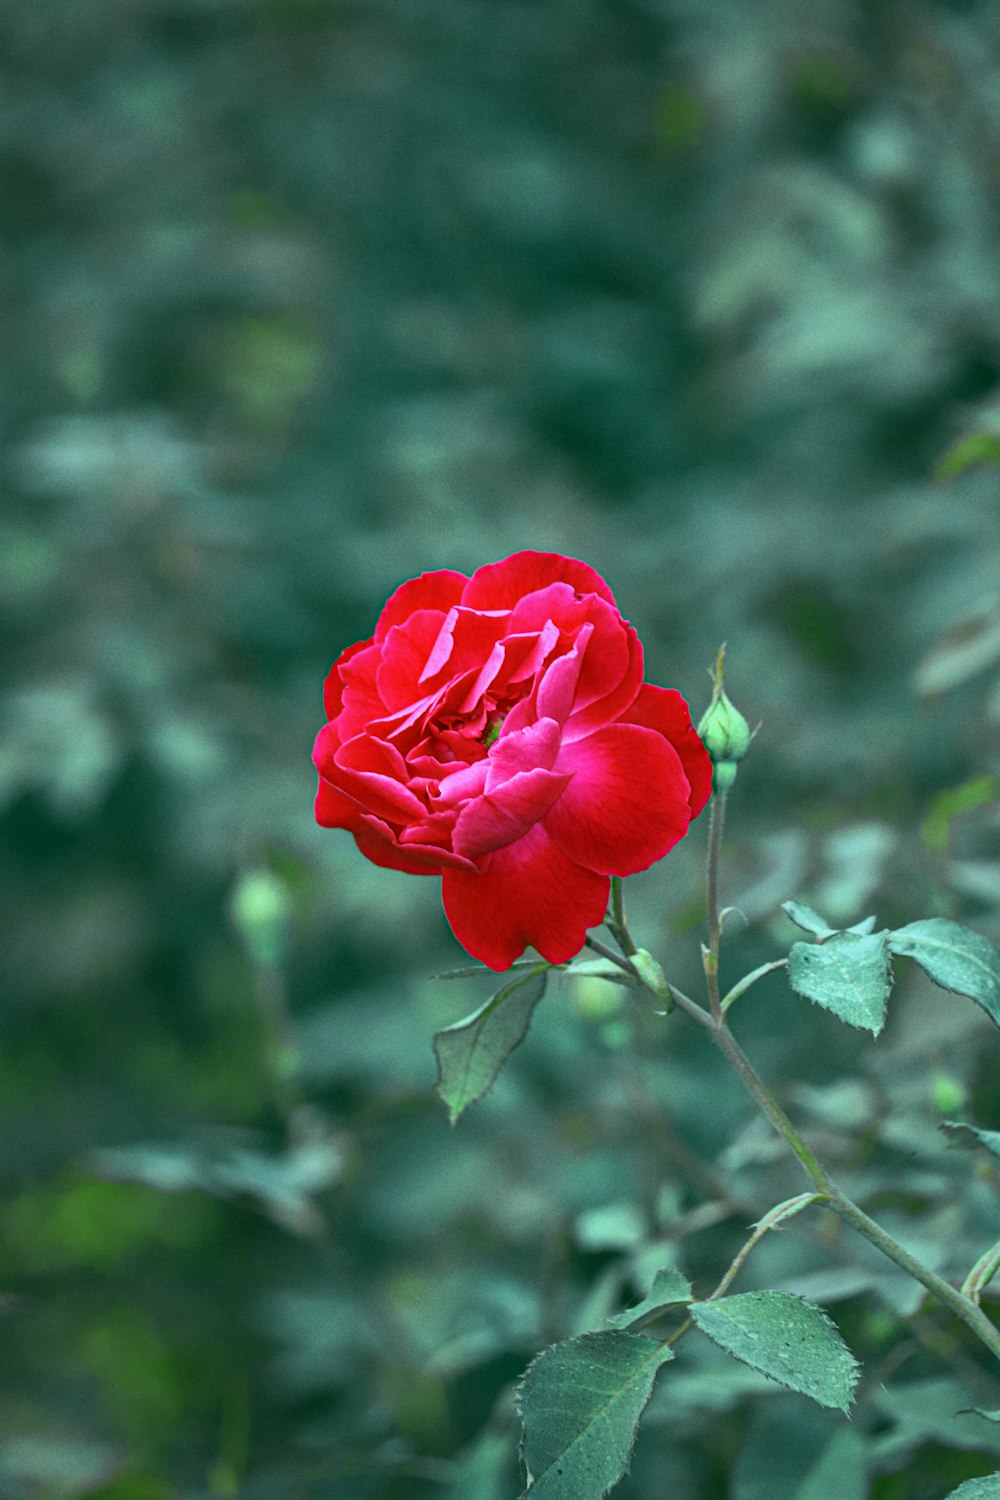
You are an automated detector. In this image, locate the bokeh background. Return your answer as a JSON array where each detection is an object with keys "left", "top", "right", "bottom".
[{"left": 3, "top": 0, "right": 1000, "bottom": 1496}]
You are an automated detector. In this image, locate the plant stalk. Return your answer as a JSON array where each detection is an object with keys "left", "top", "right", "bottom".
[
  {"left": 609, "top": 876, "right": 637, "bottom": 956},
  {"left": 704, "top": 790, "right": 727, "bottom": 1021},
  {"left": 687, "top": 775, "right": 1000, "bottom": 1365}
]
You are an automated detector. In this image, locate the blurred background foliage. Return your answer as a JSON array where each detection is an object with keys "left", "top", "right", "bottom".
[{"left": 2, "top": 0, "right": 1000, "bottom": 1495}]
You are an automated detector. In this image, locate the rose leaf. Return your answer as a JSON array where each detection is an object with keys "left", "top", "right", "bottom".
[
  {"left": 433, "top": 967, "right": 548, "bottom": 1123},
  {"left": 888, "top": 919, "right": 1000, "bottom": 1030},
  {"left": 516, "top": 1331, "right": 674, "bottom": 1499},
  {"left": 787, "top": 930, "right": 892, "bottom": 1035},
  {"left": 690, "top": 1290, "right": 858, "bottom": 1412}
]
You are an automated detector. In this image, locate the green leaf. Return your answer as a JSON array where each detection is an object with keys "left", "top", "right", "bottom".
[
  {"left": 782, "top": 901, "right": 839, "bottom": 938},
  {"left": 605, "top": 1267, "right": 693, "bottom": 1330},
  {"left": 963, "top": 1411, "right": 1000, "bottom": 1425},
  {"left": 961, "top": 1237, "right": 1000, "bottom": 1303},
  {"left": 934, "top": 430, "right": 1000, "bottom": 483},
  {"left": 942, "top": 1477, "right": 1000, "bottom": 1500},
  {"left": 869, "top": 1378, "right": 1000, "bottom": 1463},
  {"left": 516, "top": 1331, "right": 674, "bottom": 1499},
  {"left": 689, "top": 1291, "right": 859, "bottom": 1412},
  {"left": 754, "top": 1191, "right": 826, "bottom": 1233},
  {"left": 915, "top": 606, "right": 1000, "bottom": 697},
  {"left": 922, "top": 775, "right": 999, "bottom": 855},
  {"left": 629, "top": 948, "right": 671, "bottom": 1000},
  {"left": 794, "top": 1427, "right": 868, "bottom": 1500},
  {"left": 889, "top": 919, "right": 1000, "bottom": 1029},
  {"left": 565, "top": 958, "right": 632, "bottom": 980},
  {"left": 787, "top": 931, "right": 892, "bottom": 1035},
  {"left": 940, "top": 1121, "right": 1000, "bottom": 1160},
  {"left": 434, "top": 968, "right": 548, "bottom": 1123}
]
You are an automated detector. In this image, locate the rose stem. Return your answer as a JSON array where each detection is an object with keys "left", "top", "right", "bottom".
[
  {"left": 704, "top": 789, "right": 727, "bottom": 1023},
  {"left": 632, "top": 781, "right": 1000, "bottom": 1365}
]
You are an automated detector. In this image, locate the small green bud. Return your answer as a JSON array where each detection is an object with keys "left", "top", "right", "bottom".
[
  {"left": 631, "top": 948, "right": 673, "bottom": 1009},
  {"left": 697, "top": 645, "right": 752, "bottom": 787},
  {"left": 229, "top": 868, "right": 292, "bottom": 969},
  {"left": 930, "top": 1069, "right": 966, "bottom": 1116},
  {"left": 712, "top": 760, "right": 738, "bottom": 792}
]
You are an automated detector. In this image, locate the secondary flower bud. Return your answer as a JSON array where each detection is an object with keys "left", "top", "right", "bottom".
[
  {"left": 698, "top": 692, "right": 751, "bottom": 764},
  {"left": 229, "top": 868, "right": 292, "bottom": 969},
  {"left": 697, "top": 646, "right": 751, "bottom": 780}
]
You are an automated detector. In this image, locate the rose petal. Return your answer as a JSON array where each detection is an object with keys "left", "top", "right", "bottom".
[
  {"left": 452, "top": 767, "right": 571, "bottom": 859},
  {"left": 354, "top": 823, "right": 443, "bottom": 874},
  {"left": 441, "top": 608, "right": 510, "bottom": 682},
  {"left": 335, "top": 642, "right": 387, "bottom": 740},
  {"left": 563, "top": 610, "right": 643, "bottom": 741},
  {"left": 505, "top": 620, "right": 561, "bottom": 686},
  {"left": 323, "top": 636, "right": 375, "bottom": 721},
  {"left": 534, "top": 626, "right": 591, "bottom": 724},
  {"left": 315, "top": 776, "right": 364, "bottom": 830},
  {"left": 435, "top": 758, "right": 490, "bottom": 808},
  {"left": 545, "top": 723, "right": 693, "bottom": 875},
  {"left": 461, "top": 551, "right": 617, "bottom": 611},
  {"left": 621, "top": 684, "right": 713, "bottom": 818},
  {"left": 455, "top": 640, "right": 507, "bottom": 715},
  {"left": 356, "top": 815, "right": 478, "bottom": 873},
  {"left": 419, "top": 607, "right": 459, "bottom": 683},
  {"left": 442, "top": 821, "right": 609, "bottom": 969},
  {"left": 376, "top": 611, "right": 451, "bottom": 709},
  {"left": 507, "top": 587, "right": 641, "bottom": 738},
  {"left": 374, "top": 569, "right": 468, "bottom": 642},
  {"left": 314, "top": 728, "right": 428, "bottom": 825},
  {"left": 486, "top": 716, "right": 561, "bottom": 785}
]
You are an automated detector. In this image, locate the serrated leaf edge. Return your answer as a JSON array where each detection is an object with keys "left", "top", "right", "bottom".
[
  {"left": 433, "top": 967, "right": 548, "bottom": 1122},
  {"left": 889, "top": 920, "right": 1000, "bottom": 1025},
  {"left": 515, "top": 1332, "right": 673, "bottom": 1499},
  {"left": 787, "top": 932, "right": 892, "bottom": 1036},
  {"left": 689, "top": 1291, "right": 859, "bottom": 1413}
]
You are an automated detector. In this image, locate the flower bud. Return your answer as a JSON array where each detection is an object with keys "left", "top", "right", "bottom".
[
  {"left": 697, "top": 646, "right": 752, "bottom": 788},
  {"left": 698, "top": 693, "right": 751, "bottom": 763},
  {"left": 630, "top": 948, "right": 672, "bottom": 1007},
  {"left": 229, "top": 868, "right": 292, "bottom": 969}
]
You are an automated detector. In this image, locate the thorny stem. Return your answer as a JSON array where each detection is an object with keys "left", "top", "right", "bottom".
[
  {"left": 660, "top": 1193, "right": 830, "bottom": 1346},
  {"left": 720, "top": 958, "right": 789, "bottom": 1016},
  {"left": 708, "top": 1194, "right": 827, "bottom": 1303},
  {"left": 631, "top": 781, "right": 1000, "bottom": 1365},
  {"left": 609, "top": 876, "right": 637, "bottom": 956},
  {"left": 584, "top": 934, "right": 640, "bottom": 979},
  {"left": 702, "top": 779, "right": 1000, "bottom": 1360},
  {"left": 704, "top": 790, "right": 727, "bottom": 1021},
  {"left": 254, "top": 965, "right": 301, "bottom": 1125}
]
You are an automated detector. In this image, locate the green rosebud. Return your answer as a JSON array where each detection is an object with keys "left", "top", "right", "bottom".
[
  {"left": 630, "top": 948, "right": 673, "bottom": 1008},
  {"left": 712, "top": 760, "right": 739, "bottom": 792},
  {"left": 697, "top": 646, "right": 752, "bottom": 787},
  {"left": 229, "top": 868, "right": 292, "bottom": 969}
]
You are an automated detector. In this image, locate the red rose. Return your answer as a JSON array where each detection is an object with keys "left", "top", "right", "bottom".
[{"left": 313, "top": 551, "right": 711, "bottom": 971}]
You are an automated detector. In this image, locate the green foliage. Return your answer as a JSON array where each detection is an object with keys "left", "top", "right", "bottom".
[
  {"left": 689, "top": 1292, "right": 859, "bottom": 1413},
  {"left": 787, "top": 930, "right": 893, "bottom": 1035},
  {"left": 889, "top": 920, "right": 1000, "bottom": 1029},
  {"left": 922, "top": 777, "right": 1000, "bottom": 856},
  {"left": 940, "top": 1121, "right": 1000, "bottom": 1160},
  {"left": 794, "top": 1427, "right": 868, "bottom": 1500},
  {"left": 935, "top": 432, "right": 1000, "bottom": 484},
  {"left": 605, "top": 1267, "right": 693, "bottom": 1331},
  {"left": 516, "top": 1332, "right": 674, "bottom": 1499},
  {"left": 782, "top": 901, "right": 840, "bottom": 940},
  {"left": 943, "top": 1475, "right": 1000, "bottom": 1499},
  {"left": 3, "top": 0, "right": 1000, "bottom": 1494},
  {"left": 434, "top": 966, "right": 549, "bottom": 1122}
]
